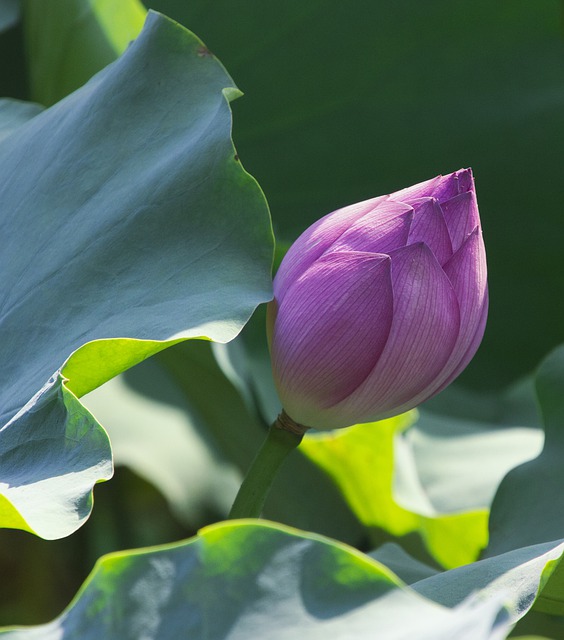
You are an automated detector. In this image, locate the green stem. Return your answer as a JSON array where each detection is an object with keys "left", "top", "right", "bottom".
[{"left": 228, "top": 422, "right": 304, "bottom": 519}]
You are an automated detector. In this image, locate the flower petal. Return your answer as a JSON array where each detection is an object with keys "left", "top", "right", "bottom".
[
  {"left": 407, "top": 197, "right": 453, "bottom": 266},
  {"left": 327, "top": 243, "right": 461, "bottom": 427},
  {"left": 439, "top": 226, "right": 488, "bottom": 381},
  {"left": 391, "top": 175, "right": 446, "bottom": 202},
  {"left": 451, "top": 167, "right": 474, "bottom": 195},
  {"left": 273, "top": 196, "right": 389, "bottom": 302},
  {"left": 391, "top": 168, "right": 473, "bottom": 204},
  {"left": 438, "top": 288, "right": 488, "bottom": 390},
  {"left": 431, "top": 168, "right": 474, "bottom": 203},
  {"left": 327, "top": 199, "right": 413, "bottom": 254},
  {"left": 270, "top": 251, "right": 393, "bottom": 427},
  {"left": 441, "top": 190, "right": 480, "bottom": 252},
  {"left": 393, "top": 226, "right": 488, "bottom": 410}
]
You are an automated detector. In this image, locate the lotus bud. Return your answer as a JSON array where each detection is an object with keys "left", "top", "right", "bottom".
[{"left": 267, "top": 169, "right": 488, "bottom": 431}]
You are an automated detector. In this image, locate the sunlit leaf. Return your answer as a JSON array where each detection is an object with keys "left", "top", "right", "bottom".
[
  {"left": 154, "top": 341, "right": 365, "bottom": 545},
  {"left": 0, "top": 520, "right": 514, "bottom": 639},
  {"left": 22, "top": 0, "right": 147, "bottom": 105},
  {"left": 300, "top": 415, "right": 488, "bottom": 569},
  {"left": 0, "top": 11, "right": 273, "bottom": 538},
  {"left": 372, "top": 535, "right": 564, "bottom": 629},
  {"left": 395, "top": 411, "right": 542, "bottom": 521},
  {"left": 82, "top": 357, "right": 241, "bottom": 528},
  {"left": 487, "top": 346, "right": 564, "bottom": 616},
  {"left": 146, "top": 0, "right": 564, "bottom": 389}
]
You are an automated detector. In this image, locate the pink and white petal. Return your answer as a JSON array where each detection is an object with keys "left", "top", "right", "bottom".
[
  {"left": 328, "top": 243, "right": 461, "bottom": 426},
  {"left": 394, "top": 227, "right": 488, "bottom": 409},
  {"left": 407, "top": 198, "right": 453, "bottom": 266},
  {"left": 391, "top": 168, "right": 473, "bottom": 205},
  {"left": 432, "top": 289, "right": 488, "bottom": 395},
  {"left": 274, "top": 195, "right": 389, "bottom": 302},
  {"left": 390, "top": 175, "right": 445, "bottom": 202},
  {"left": 431, "top": 168, "right": 474, "bottom": 203},
  {"left": 271, "top": 251, "right": 393, "bottom": 428},
  {"left": 451, "top": 168, "right": 474, "bottom": 195},
  {"left": 441, "top": 190, "right": 481, "bottom": 252},
  {"left": 328, "top": 199, "right": 413, "bottom": 255},
  {"left": 441, "top": 227, "right": 487, "bottom": 368},
  {"left": 377, "top": 292, "right": 488, "bottom": 420}
]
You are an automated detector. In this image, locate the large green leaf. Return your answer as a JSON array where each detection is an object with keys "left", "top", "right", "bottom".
[
  {"left": 0, "top": 520, "right": 515, "bottom": 639},
  {"left": 0, "top": 11, "right": 273, "bottom": 538},
  {"left": 150, "top": 341, "right": 365, "bottom": 545},
  {"left": 370, "top": 536, "right": 564, "bottom": 631},
  {"left": 302, "top": 406, "right": 542, "bottom": 569},
  {"left": 413, "top": 540, "right": 564, "bottom": 619},
  {"left": 145, "top": 0, "right": 564, "bottom": 389},
  {"left": 394, "top": 410, "right": 542, "bottom": 522},
  {"left": 487, "top": 346, "right": 564, "bottom": 558},
  {"left": 485, "top": 346, "right": 564, "bottom": 618},
  {"left": 0, "top": 0, "right": 19, "bottom": 32},
  {"left": 0, "top": 98, "right": 42, "bottom": 141},
  {"left": 0, "top": 378, "right": 112, "bottom": 538},
  {"left": 22, "top": 0, "right": 147, "bottom": 105},
  {"left": 300, "top": 414, "right": 489, "bottom": 569},
  {"left": 215, "top": 310, "right": 540, "bottom": 569},
  {"left": 82, "top": 356, "right": 242, "bottom": 528}
]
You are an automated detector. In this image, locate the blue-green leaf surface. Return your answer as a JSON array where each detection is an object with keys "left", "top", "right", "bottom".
[
  {"left": 484, "top": 346, "right": 564, "bottom": 619},
  {"left": 134, "top": 342, "right": 365, "bottom": 545},
  {"left": 146, "top": 0, "right": 564, "bottom": 390},
  {"left": 215, "top": 313, "right": 542, "bottom": 568},
  {"left": 0, "top": 0, "right": 19, "bottom": 32},
  {"left": 82, "top": 357, "right": 241, "bottom": 527},
  {"left": 370, "top": 537, "right": 564, "bottom": 628},
  {"left": 0, "top": 11, "right": 273, "bottom": 538},
  {"left": 487, "top": 346, "right": 564, "bottom": 558},
  {"left": 413, "top": 540, "right": 564, "bottom": 620},
  {"left": 0, "top": 520, "right": 514, "bottom": 640},
  {"left": 395, "top": 409, "right": 543, "bottom": 517},
  {"left": 0, "top": 98, "right": 42, "bottom": 141}
]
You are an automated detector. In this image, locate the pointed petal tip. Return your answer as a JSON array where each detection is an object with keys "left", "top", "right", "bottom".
[
  {"left": 434, "top": 168, "right": 475, "bottom": 201},
  {"left": 392, "top": 168, "right": 476, "bottom": 206},
  {"left": 454, "top": 167, "right": 475, "bottom": 193}
]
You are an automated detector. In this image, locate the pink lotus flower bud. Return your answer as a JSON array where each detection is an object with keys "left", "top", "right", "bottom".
[{"left": 267, "top": 169, "right": 488, "bottom": 430}]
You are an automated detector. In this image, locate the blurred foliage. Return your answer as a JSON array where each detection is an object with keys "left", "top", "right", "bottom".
[
  {"left": 0, "top": 468, "right": 192, "bottom": 627},
  {"left": 0, "top": 8, "right": 272, "bottom": 539},
  {"left": 4, "top": 0, "right": 564, "bottom": 392},
  {"left": 2, "top": 1, "right": 564, "bottom": 637},
  {"left": 0, "top": 521, "right": 518, "bottom": 640},
  {"left": 145, "top": 0, "right": 564, "bottom": 390},
  {"left": 22, "top": 0, "right": 145, "bottom": 105}
]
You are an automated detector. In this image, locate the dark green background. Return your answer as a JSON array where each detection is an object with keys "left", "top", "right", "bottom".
[
  {"left": 2, "top": 1, "right": 564, "bottom": 631},
  {"left": 3, "top": 1, "right": 562, "bottom": 387},
  {"left": 145, "top": 0, "right": 564, "bottom": 389}
]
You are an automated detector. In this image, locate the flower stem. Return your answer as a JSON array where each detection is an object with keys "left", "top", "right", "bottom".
[{"left": 228, "top": 414, "right": 307, "bottom": 519}]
